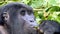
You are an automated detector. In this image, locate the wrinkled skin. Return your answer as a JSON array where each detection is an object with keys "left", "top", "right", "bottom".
[
  {"left": 39, "top": 20, "right": 60, "bottom": 34},
  {"left": 0, "top": 3, "right": 38, "bottom": 34}
]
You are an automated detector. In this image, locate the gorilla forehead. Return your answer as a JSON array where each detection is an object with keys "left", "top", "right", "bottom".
[
  {"left": 2, "top": 2, "right": 33, "bottom": 11},
  {"left": 1, "top": 3, "right": 34, "bottom": 19}
]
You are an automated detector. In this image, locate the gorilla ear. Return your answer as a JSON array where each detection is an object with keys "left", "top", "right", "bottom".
[{"left": 2, "top": 12, "right": 9, "bottom": 22}]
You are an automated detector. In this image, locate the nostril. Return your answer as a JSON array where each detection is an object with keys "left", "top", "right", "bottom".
[{"left": 30, "top": 20, "right": 34, "bottom": 22}]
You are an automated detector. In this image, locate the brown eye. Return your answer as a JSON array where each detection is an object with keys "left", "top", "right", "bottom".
[
  {"left": 20, "top": 10, "right": 25, "bottom": 16},
  {"left": 28, "top": 11, "right": 33, "bottom": 15}
]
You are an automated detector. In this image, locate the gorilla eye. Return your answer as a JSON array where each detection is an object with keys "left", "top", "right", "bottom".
[
  {"left": 20, "top": 10, "right": 25, "bottom": 16},
  {"left": 28, "top": 11, "right": 33, "bottom": 15}
]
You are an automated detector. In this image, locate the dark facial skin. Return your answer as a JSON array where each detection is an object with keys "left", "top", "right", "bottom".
[
  {"left": 0, "top": 3, "right": 38, "bottom": 34},
  {"left": 39, "top": 20, "right": 60, "bottom": 34}
]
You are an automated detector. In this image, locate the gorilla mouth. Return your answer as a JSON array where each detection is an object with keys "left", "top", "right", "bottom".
[
  {"left": 31, "top": 26, "right": 39, "bottom": 31},
  {"left": 40, "top": 29, "right": 43, "bottom": 33}
]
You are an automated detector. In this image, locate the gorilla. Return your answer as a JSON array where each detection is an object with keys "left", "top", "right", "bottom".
[
  {"left": 39, "top": 20, "right": 60, "bottom": 34},
  {"left": 0, "top": 2, "right": 38, "bottom": 34}
]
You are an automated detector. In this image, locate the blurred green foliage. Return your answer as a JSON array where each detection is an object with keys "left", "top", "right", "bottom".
[{"left": 0, "top": 0, "right": 60, "bottom": 24}]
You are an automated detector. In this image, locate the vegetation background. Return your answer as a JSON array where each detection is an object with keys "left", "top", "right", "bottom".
[{"left": 0, "top": 0, "right": 60, "bottom": 24}]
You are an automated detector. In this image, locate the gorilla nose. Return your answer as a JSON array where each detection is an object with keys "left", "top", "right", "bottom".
[{"left": 30, "top": 20, "right": 34, "bottom": 22}]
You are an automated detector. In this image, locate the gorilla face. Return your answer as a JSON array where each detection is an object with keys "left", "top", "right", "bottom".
[
  {"left": 18, "top": 8, "right": 37, "bottom": 28},
  {"left": 1, "top": 3, "right": 38, "bottom": 34}
]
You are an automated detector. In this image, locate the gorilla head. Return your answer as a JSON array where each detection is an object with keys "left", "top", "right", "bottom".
[{"left": 0, "top": 3, "right": 38, "bottom": 34}]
